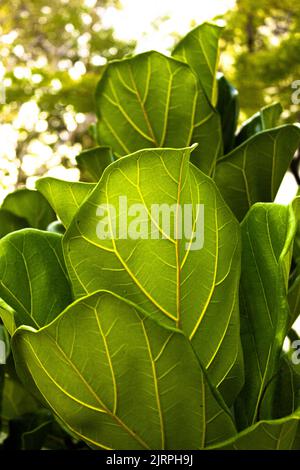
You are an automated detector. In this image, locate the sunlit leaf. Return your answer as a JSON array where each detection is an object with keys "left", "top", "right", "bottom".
[
  {"left": 12, "top": 291, "right": 236, "bottom": 450},
  {"left": 36, "top": 178, "right": 95, "bottom": 228},
  {"left": 95, "top": 51, "right": 222, "bottom": 175},
  {"left": 0, "top": 229, "right": 72, "bottom": 328},
  {"left": 64, "top": 146, "right": 243, "bottom": 404},
  {"left": 172, "top": 22, "right": 223, "bottom": 106},
  {"left": 237, "top": 203, "right": 297, "bottom": 426},
  {"left": 214, "top": 125, "right": 300, "bottom": 220}
]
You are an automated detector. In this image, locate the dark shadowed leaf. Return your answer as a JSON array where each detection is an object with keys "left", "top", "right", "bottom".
[
  {"left": 217, "top": 74, "right": 239, "bottom": 153},
  {"left": 2, "top": 189, "right": 56, "bottom": 230},
  {"left": 0, "top": 209, "right": 28, "bottom": 238},
  {"left": 76, "top": 146, "right": 114, "bottom": 182},
  {"left": 235, "top": 102, "right": 283, "bottom": 147}
]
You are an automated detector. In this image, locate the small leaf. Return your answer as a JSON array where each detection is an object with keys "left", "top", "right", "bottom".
[
  {"left": 214, "top": 125, "right": 300, "bottom": 221},
  {"left": 0, "top": 229, "right": 73, "bottom": 328},
  {"left": 209, "top": 409, "right": 300, "bottom": 450},
  {"left": 235, "top": 102, "right": 283, "bottom": 147},
  {"left": 2, "top": 189, "right": 55, "bottom": 230},
  {"left": 36, "top": 178, "right": 95, "bottom": 228},
  {"left": 0, "top": 299, "right": 16, "bottom": 336},
  {"left": 2, "top": 372, "right": 40, "bottom": 421},
  {"left": 0, "top": 209, "right": 27, "bottom": 238},
  {"left": 216, "top": 74, "right": 239, "bottom": 153},
  {"left": 288, "top": 198, "right": 300, "bottom": 326},
  {"left": 272, "top": 356, "right": 300, "bottom": 419},
  {"left": 76, "top": 146, "right": 114, "bottom": 182},
  {"left": 1, "top": 410, "right": 52, "bottom": 450}
]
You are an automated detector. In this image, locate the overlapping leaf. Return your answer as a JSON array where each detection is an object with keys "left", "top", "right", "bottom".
[
  {"left": 0, "top": 209, "right": 27, "bottom": 238},
  {"left": 95, "top": 51, "right": 222, "bottom": 175},
  {"left": 12, "top": 291, "right": 236, "bottom": 450},
  {"left": 76, "top": 146, "right": 114, "bottom": 182},
  {"left": 214, "top": 125, "right": 300, "bottom": 220},
  {"left": 36, "top": 178, "right": 95, "bottom": 228},
  {"left": 237, "top": 203, "right": 297, "bottom": 426},
  {"left": 64, "top": 146, "right": 243, "bottom": 404},
  {"left": 2, "top": 189, "right": 55, "bottom": 230},
  {"left": 235, "top": 102, "right": 283, "bottom": 147},
  {"left": 217, "top": 74, "right": 239, "bottom": 154},
  {"left": 289, "top": 198, "right": 300, "bottom": 326},
  {"left": 172, "top": 22, "right": 223, "bottom": 106},
  {"left": 0, "top": 229, "right": 72, "bottom": 328},
  {"left": 209, "top": 410, "right": 300, "bottom": 450}
]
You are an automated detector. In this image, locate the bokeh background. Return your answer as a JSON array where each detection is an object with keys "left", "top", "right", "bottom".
[{"left": 0, "top": 0, "right": 299, "bottom": 203}]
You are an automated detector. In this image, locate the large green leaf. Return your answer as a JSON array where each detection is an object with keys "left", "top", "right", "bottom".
[
  {"left": 209, "top": 410, "right": 300, "bottom": 450},
  {"left": 0, "top": 229, "right": 72, "bottom": 329},
  {"left": 76, "top": 146, "right": 114, "bottom": 182},
  {"left": 95, "top": 51, "right": 222, "bottom": 175},
  {"left": 36, "top": 178, "right": 95, "bottom": 228},
  {"left": 2, "top": 189, "right": 55, "bottom": 230},
  {"left": 235, "top": 102, "right": 283, "bottom": 147},
  {"left": 64, "top": 146, "right": 243, "bottom": 404},
  {"left": 12, "top": 291, "right": 236, "bottom": 450},
  {"left": 217, "top": 74, "right": 239, "bottom": 154},
  {"left": 172, "top": 22, "right": 223, "bottom": 106},
  {"left": 0, "top": 209, "right": 27, "bottom": 238},
  {"left": 237, "top": 203, "right": 297, "bottom": 426},
  {"left": 214, "top": 125, "right": 300, "bottom": 221}
]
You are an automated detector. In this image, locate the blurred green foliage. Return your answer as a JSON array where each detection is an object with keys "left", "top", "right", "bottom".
[
  {"left": 220, "top": 0, "right": 300, "bottom": 122},
  {"left": 0, "top": 0, "right": 134, "bottom": 189}
]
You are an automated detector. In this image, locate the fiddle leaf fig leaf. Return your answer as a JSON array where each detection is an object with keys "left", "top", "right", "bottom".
[
  {"left": 209, "top": 410, "right": 300, "bottom": 450},
  {"left": 76, "top": 146, "right": 114, "bottom": 182},
  {"left": 0, "top": 299, "right": 16, "bottom": 336},
  {"left": 12, "top": 291, "right": 236, "bottom": 450},
  {"left": 2, "top": 189, "right": 55, "bottom": 230},
  {"left": 235, "top": 102, "right": 283, "bottom": 147},
  {"left": 0, "top": 209, "right": 28, "bottom": 238},
  {"left": 0, "top": 229, "right": 73, "bottom": 329},
  {"left": 36, "top": 178, "right": 95, "bottom": 228},
  {"left": 214, "top": 125, "right": 300, "bottom": 221},
  {"left": 237, "top": 203, "right": 297, "bottom": 427},
  {"left": 217, "top": 74, "right": 239, "bottom": 154},
  {"left": 172, "top": 22, "right": 223, "bottom": 106},
  {"left": 64, "top": 146, "right": 243, "bottom": 404},
  {"left": 288, "top": 198, "right": 300, "bottom": 326},
  {"left": 95, "top": 51, "right": 222, "bottom": 175},
  {"left": 2, "top": 372, "right": 40, "bottom": 422}
]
